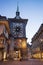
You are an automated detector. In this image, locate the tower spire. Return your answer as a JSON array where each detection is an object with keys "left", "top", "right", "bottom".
[
  {"left": 17, "top": 2, "right": 19, "bottom": 12},
  {"left": 16, "top": 2, "right": 20, "bottom": 16}
]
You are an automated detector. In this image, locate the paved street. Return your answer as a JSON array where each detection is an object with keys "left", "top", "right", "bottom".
[{"left": 0, "top": 59, "right": 43, "bottom": 65}]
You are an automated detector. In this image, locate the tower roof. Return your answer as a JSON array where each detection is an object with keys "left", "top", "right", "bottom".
[
  {"left": 15, "top": 4, "right": 21, "bottom": 19},
  {"left": 16, "top": 3, "right": 19, "bottom": 13},
  {"left": 0, "top": 15, "right": 7, "bottom": 20},
  {"left": 8, "top": 5, "right": 28, "bottom": 23}
]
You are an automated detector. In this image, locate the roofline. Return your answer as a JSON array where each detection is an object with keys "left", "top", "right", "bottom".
[
  {"left": 8, "top": 18, "right": 28, "bottom": 22},
  {"left": 31, "top": 23, "right": 43, "bottom": 42}
]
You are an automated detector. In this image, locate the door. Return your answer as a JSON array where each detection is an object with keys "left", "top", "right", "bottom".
[{"left": 13, "top": 50, "right": 21, "bottom": 60}]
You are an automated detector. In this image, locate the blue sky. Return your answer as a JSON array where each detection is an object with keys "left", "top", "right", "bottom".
[{"left": 0, "top": 0, "right": 43, "bottom": 44}]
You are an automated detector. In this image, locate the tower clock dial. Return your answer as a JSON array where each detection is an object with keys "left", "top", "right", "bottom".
[
  {"left": 12, "top": 23, "right": 24, "bottom": 37},
  {"left": 15, "top": 26, "right": 21, "bottom": 32}
]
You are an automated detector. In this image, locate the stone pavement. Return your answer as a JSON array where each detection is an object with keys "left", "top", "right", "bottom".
[{"left": 0, "top": 59, "right": 43, "bottom": 65}]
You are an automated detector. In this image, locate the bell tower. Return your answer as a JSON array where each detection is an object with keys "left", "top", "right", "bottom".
[{"left": 9, "top": 5, "right": 28, "bottom": 60}]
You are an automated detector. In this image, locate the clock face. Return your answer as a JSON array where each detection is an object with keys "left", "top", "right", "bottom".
[
  {"left": 12, "top": 23, "right": 24, "bottom": 37},
  {"left": 15, "top": 26, "right": 21, "bottom": 32}
]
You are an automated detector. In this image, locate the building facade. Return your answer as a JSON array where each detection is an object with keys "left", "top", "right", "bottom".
[
  {"left": 0, "top": 7, "right": 28, "bottom": 61},
  {"left": 31, "top": 24, "right": 43, "bottom": 59},
  {"left": 0, "top": 15, "right": 10, "bottom": 61},
  {"left": 27, "top": 43, "right": 32, "bottom": 59}
]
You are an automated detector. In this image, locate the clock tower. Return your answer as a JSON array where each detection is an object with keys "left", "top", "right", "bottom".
[{"left": 8, "top": 6, "right": 28, "bottom": 60}]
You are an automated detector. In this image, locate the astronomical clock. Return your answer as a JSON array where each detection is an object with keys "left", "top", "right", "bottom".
[{"left": 9, "top": 22, "right": 26, "bottom": 38}]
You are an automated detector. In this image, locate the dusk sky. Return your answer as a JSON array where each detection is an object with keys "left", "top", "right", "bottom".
[{"left": 0, "top": 0, "right": 43, "bottom": 44}]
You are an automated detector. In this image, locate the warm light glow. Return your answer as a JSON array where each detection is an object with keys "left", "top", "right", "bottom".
[
  {"left": 19, "top": 39, "right": 22, "bottom": 43},
  {"left": 13, "top": 50, "right": 21, "bottom": 60},
  {"left": 0, "top": 20, "right": 10, "bottom": 33},
  {"left": 22, "top": 40, "right": 26, "bottom": 48},
  {"left": 19, "top": 50, "right": 21, "bottom": 59},
  {"left": 18, "top": 39, "right": 22, "bottom": 48},
  {"left": 42, "top": 53, "right": 43, "bottom": 58},
  {"left": 3, "top": 52, "right": 6, "bottom": 60},
  {"left": 40, "top": 39, "right": 43, "bottom": 42},
  {"left": 33, "top": 53, "right": 41, "bottom": 58}
]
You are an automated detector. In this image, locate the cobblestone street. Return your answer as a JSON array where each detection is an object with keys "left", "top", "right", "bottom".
[{"left": 0, "top": 59, "right": 43, "bottom": 65}]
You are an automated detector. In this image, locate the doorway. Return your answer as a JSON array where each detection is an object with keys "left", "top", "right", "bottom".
[{"left": 13, "top": 50, "right": 21, "bottom": 60}]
